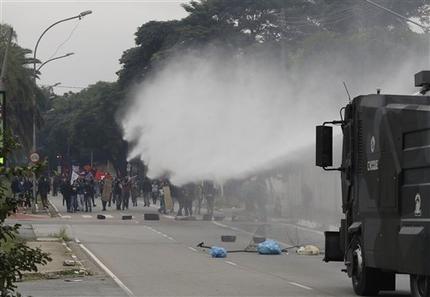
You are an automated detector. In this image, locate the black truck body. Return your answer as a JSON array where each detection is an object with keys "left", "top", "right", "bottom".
[{"left": 316, "top": 72, "right": 430, "bottom": 296}]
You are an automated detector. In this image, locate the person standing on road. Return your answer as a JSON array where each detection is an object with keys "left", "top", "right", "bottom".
[
  {"left": 83, "top": 179, "right": 94, "bottom": 212},
  {"left": 113, "top": 178, "right": 122, "bottom": 210},
  {"left": 37, "top": 176, "right": 51, "bottom": 209},
  {"left": 22, "top": 177, "right": 32, "bottom": 208},
  {"left": 122, "top": 177, "right": 131, "bottom": 210},
  {"left": 131, "top": 180, "right": 139, "bottom": 207},
  {"left": 76, "top": 177, "right": 85, "bottom": 211},
  {"left": 142, "top": 177, "right": 152, "bottom": 207},
  {"left": 151, "top": 181, "right": 159, "bottom": 205},
  {"left": 183, "top": 183, "right": 195, "bottom": 216},
  {"left": 11, "top": 176, "right": 21, "bottom": 199},
  {"left": 101, "top": 175, "right": 112, "bottom": 211},
  {"left": 60, "top": 177, "right": 73, "bottom": 213},
  {"left": 172, "top": 185, "right": 185, "bottom": 216},
  {"left": 71, "top": 180, "right": 78, "bottom": 212},
  {"left": 52, "top": 175, "right": 61, "bottom": 197},
  {"left": 203, "top": 181, "right": 216, "bottom": 217}
]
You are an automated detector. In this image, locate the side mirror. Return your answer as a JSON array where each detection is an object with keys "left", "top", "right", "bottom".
[{"left": 316, "top": 125, "right": 333, "bottom": 168}]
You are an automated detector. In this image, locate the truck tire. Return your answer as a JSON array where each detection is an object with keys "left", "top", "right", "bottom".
[
  {"left": 410, "top": 275, "right": 430, "bottom": 297},
  {"left": 351, "top": 236, "right": 380, "bottom": 296}
]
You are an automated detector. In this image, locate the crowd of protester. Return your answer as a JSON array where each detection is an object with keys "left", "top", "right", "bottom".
[{"left": 11, "top": 167, "right": 222, "bottom": 218}]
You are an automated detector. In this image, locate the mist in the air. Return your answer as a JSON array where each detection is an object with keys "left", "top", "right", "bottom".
[{"left": 121, "top": 42, "right": 425, "bottom": 185}]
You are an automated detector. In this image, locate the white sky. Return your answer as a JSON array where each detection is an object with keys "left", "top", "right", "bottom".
[{"left": 1, "top": 0, "right": 188, "bottom": 93}]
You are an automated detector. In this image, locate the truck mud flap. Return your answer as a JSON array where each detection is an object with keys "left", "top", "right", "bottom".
[
  {"left": 398, "top": 226, "right": 428, "bottom": 274},
  {"left": 324, "top": 231, "right": 343, "bottom": 262}
]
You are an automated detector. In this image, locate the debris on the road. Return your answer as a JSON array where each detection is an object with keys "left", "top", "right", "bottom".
[
  {"left": 221, "top": 235, "right": 236, "bottom": 242},
  {"left": 175, "top": 216, "right": 196, "bottom": 221},
  {"left": 210, "top": 246, "right": 227, "bottom": 258},
  {"left": 202, "top": 214, "right": 213, "bottom": 221},
  {"left": 144, "top": 213, "right": 160, "bottom": 220},
  {"left": 213, "top": 215, "right": 225, "bottom": 221},
  {"left": 297, "top": 245, "right": 320, "bottom": 256},
  {"left": 257, "top": 240, "right": 282, "bottom": 255},
  {"left": 63, "top": 260, "right": 77, "bottom": 267},
  {"left": 252, "top": 236, "right": 266, "bottom": 244}
]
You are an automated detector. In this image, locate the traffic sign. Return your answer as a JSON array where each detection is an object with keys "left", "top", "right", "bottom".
[{"left": 30, "top": 152, "right": 40, "bottom": 163}]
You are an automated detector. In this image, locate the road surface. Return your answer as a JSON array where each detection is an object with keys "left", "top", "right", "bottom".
[{"left": 13, "top": 195, "right": 412, "bottom": 297}]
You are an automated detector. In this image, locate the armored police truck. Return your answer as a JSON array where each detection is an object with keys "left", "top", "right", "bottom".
[{"left": 316, "top": 71, "right": 430, "bottom": 297}]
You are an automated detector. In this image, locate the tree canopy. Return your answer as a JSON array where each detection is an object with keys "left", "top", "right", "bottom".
[{"left": 38, "top": 0, "right": 429, "bottom": 174}]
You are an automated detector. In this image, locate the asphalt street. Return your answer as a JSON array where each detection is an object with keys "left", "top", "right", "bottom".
[{"left": 12, "top": 196, "right": 413, "bottom": 297}]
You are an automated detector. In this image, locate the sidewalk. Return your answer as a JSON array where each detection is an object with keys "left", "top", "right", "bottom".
[{"left": 14, "top": 226, "right": 126, "bottom": 297}]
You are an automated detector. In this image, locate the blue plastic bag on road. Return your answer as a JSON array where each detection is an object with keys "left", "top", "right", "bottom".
[
  {"left": 210, "top": 246, "right": 227, "bottom": 258},
  {"left": 257, "top": 239, "right": 282, "bottom": 255}
]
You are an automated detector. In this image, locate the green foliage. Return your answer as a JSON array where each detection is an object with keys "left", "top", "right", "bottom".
[
  {"left": 39, "top": 0, "right": 429, "bottom": 175},
  {"left": 0, "top": 131, "right": 51, "bottom": 296},
  {"left": 0, "top": 24, "right": 46, "bottom": 154},
  {"left": 39, "top": 82, "right": 128, "bottom": 173}
]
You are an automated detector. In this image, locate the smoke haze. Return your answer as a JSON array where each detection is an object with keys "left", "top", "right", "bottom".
[{"left": 121, "top": 43, "right": 425, "bottom": 185}]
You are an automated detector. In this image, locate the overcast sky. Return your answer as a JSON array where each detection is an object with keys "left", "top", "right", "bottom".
[{"left": 1, "top": 0, "right": 188, "bottom": 93}]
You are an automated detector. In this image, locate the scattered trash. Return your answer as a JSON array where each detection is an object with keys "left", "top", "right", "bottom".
[
  {"left": 221, "top": 235, "right": 236, "bottom": 242},
  {"left": 214, "top": 215, "right": 225, "bottom": 221},
  {"left": 202, "top": 214, "right": 213, "bottom": 221},
  {"left": 63, "top": 260, "right": 76, "bottom": 266},
  {"left": 64, "top": 279, "right": 83, "bottom": 282},
  {"left": 210, "top": 246, "right": 227, "bottom": 258},
  {"left": 257, "top": 240, "right": 282, "bottom": 255},
  {"left": 297, "top": 245, "right": 320, "bottom": 255},
  {"left": 252, "top": 236, "right": 266, "bottom": 244},
  {"left": 144, "top": 213, "right": 160, "bottom": 220}
]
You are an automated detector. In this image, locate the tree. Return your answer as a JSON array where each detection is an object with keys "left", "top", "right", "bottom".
[
  {"left": 0, "top": 24, "right": 46, "bottom": 156},
  {"left": 0, "top": 132, "right": 51, "bottom": 296},
  {"left": 39, "top": 82, "right": 128, "bottom": 174}
]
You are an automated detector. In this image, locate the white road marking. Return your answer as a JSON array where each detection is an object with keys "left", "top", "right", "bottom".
[
  {"left": 105, "top": 214, "right": 114, "bottom": 218},
  {"left": 76, "top": 239, "right": 135, "bottom": 297},
  {"left": 164, "top": 215, "right": 175, "bottom": 219},
  {"left": 225, "top": 261, "right": 237, "bottom": 266},
  {"left": 61, "top": 215, "right": 72, "bottom": 219},
  {"left": 288, "top": 282, "right": 313, "bottom": 290},
  {"left": 188, "top": 247, "right": 198, "bottom": 252},
  {"left": 144, "top": 225, "right": 175, "bottom": 241},
  {"left": 82, "top": 215, "right": 92, "bottom": 218},
  {"left": 212, "top": 221, "right": 228, "bottom": 228}
]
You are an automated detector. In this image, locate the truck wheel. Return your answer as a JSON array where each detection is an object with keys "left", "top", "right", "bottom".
[
  {"left": 351, "top": 236, "right": 380, "bottom": 296},
  {"left": 411, "top": 275, "right": 430, "bottom": 297}
]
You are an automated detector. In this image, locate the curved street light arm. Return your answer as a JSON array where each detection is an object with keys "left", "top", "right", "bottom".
[
  {"left": 32, "top": 10, "right": 92, "bottom": 76},
  {"left": 36, "top": 53, "right": 74, "bottom": 73}
]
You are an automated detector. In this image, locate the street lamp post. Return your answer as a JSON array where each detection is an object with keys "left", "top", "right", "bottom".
[
  {"left": 31, "top": 10, "right": 92, "bottom": 210},
  {"left": 36, "top": 52, "right": 74, "bottom": 73}
]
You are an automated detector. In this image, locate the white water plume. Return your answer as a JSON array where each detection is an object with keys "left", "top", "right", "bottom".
[{"left": 121, "top": 46, "right": 422, "bottom": 185}]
